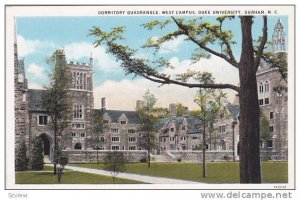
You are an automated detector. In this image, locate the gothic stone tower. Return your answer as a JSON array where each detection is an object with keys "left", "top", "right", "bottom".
[
  {"left": 14, "top": 18, "right": 29, "bottom": 149},
  {"left": 257, "top": 19, "right": 288, "bottom": 160},
  {"left": 64, "top": 56, "right": 94, "bottom": 150}
]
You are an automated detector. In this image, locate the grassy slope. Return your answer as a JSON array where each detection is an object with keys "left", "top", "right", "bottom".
[{"left": 71, "top": 162, "right": 288, "bottom": 183}]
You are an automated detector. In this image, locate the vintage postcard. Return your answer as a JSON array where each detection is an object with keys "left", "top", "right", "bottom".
[{"left": 5, "top": 5, "right": 295, "bottom": 191}]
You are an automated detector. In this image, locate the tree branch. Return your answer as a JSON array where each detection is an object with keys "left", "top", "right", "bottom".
[
  {"left": 254, "top": 16, "right": 268, "bottom": 70},
  {"left": 141, "top": 73, "right": 240, "bottom": 93},
  {"left": 171, "top": 16, "right": 239, "bottom": 68}
]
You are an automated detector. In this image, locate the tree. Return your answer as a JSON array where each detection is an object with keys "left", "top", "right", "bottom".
[
  {"left": 137, "top": 90, "right": 160, "bottom": 168},
  {"left": 192, "top": 72, "right": 225, "bottom": 178},
  {"left": 103, "top": 151, "right": 127, "bottom": 184},
  {"left": 89, "top": 16, "right": 269, "bottom": 183},
  {"left": 42, "top": 49, "right": 72, "bottom": 175},
  {"left": 15, "top": 140, "right": 28, "bottom": 171},
  {"left": 88, "top": 110, "right": 105, "bottom": 164},
  {"left": 31, "top": 137, "right": 44, "bottom": 170},
  {"left": 176, "top": 103, "right": 187, "bottom": 116}
]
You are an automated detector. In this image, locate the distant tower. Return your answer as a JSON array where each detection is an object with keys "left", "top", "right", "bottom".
[
  {"left": 169, "top": 103, "right": 177, "bottom": 117},
  {"left": 272, "top": 19, "right": 286, "bottom": 53}
]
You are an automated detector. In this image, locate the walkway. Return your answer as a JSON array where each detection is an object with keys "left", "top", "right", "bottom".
[{"left": 61, "top": 165, "right": 202, "bottom": 184}]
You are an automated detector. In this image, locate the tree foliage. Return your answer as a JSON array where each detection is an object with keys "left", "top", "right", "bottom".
[
  {"left": 42, "top": 49, "right": 72, "bottom": 174},
  {"left": 260, "top": 110, "right": 271, "bottom": 140},
  {"left": 137, "top": 90, "right": 167, "bottom": 168},
  {"left": 15, "top": 140, "right": 28, "bottom": 171},
  {"left": 103, "top": 151, "right": 127, "bottom": 184},
  {"left": 31, "top": 137, "right": 44, "bottom": 170},
  {"left": 89, "top": 15, "right": 269, "bottom": 183}
]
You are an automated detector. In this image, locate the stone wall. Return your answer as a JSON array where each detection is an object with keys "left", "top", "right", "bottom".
[
  {"left": 63, "top": 150, "right": 148, "bottom": 163},
  {"left": 168, "top": 150, "right": 234, "bottom": 162}
]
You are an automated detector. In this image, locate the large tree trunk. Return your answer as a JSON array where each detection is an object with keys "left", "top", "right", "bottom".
[{"left": 238, "top": 16, "right": 261, "bottom": 183}]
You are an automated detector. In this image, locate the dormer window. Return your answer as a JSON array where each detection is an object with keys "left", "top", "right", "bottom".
[
  {"left": 103, "top": 119, "right": 109, "bottom": 124},
  {"left": 121, "top": 120, "right": 127, "bottom": 125}
]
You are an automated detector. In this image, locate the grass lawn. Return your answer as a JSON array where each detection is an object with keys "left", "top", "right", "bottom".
[
  {"left": 15, "top": 167, "right": 144, "bottom": 184},
  {"left": 71, "top": 161, "right": 288, "bottom": 183}
]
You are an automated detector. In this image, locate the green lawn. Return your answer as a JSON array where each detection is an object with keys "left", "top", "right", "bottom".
[
  {"left": 15, "top": 169, "right": 143, "bottom": 184},
  {"left": 71, "top": 161, "right": 288, "bottom": 183}
]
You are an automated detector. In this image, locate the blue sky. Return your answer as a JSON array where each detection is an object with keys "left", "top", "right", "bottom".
[{"left": 16, "top": 16, "right": 288, "bottom": 110}]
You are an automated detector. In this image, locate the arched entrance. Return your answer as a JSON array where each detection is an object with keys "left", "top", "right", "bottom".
[
  {"left": 40, "top": 134, "right": 51, "bottom": 156},
  {"left": 74, "top": 143, "right": 82, "bottom": 150}
]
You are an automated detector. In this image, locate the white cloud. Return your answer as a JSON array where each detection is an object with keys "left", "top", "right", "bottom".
[
  {"left": 17, "top": 35, "right": 56, "bottom": 57},
  {"left": 27, "top": 63, "right": 46, "bottom": 79},
  {"left": 149, "top": 35, "right": 186, "bottom": 54},
  {"left": 64, "top": 42, "right": 120, "bottom": 72},
  {"left": 93, "top": 55, "right": 239, "bottom": 111},
  {"left": 17, "top": 35, "right": 41, "bottom": 57},
  {"left": 28, "top": 82, "right": 44, "bottom": 90}
]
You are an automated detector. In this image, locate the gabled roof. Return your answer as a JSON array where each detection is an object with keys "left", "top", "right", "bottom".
[
  {"left": 226, "top": 103, "right": 240, "bottom": 120},
  {"left": 94, "top": 109, "right": 141, "bottom": 124},
  {"left": 158, "top": 116, "right": 202, "bottom": 134},
  {"left": 28, "top": 89, "right": 48, "bottom": 111}
]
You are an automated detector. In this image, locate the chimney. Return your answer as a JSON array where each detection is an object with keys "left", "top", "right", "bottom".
[
  {"left": 233, "top": 94, "right": 239, "bottom": 105},
  {"left": 169, "top": 103, "right": 177, "bottom": 117},
  {"left": 184, "top": 106, "right": 189, "bottom": 116},
  {"left": 101, "top": 97, "right": 106, "bottom": 110},
  {"left": 136, "top": 100, "right": 145, "bottom": 111}
]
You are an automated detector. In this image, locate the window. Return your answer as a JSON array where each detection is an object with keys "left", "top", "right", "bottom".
[
  {"left": 163, "top": 138, "right": 167, "bottom": 142},
  {"left": 99, "top": 146, "right": 105, "bottom": 150},
  {"left": 111, "top": 129, "right": 119, "bottom": 133},
  {"left": 181, "top": 136, "right": 186, "bottom": 141},
  {"left": 170, "top": 128, "right": 174, "bottom": 132},
  {"left": 269, "top": 126, "right": 274, "bottom": 133},
  {"left": 73, "top": 105, "right": 83, "bottom": 119},
  {"left": 219, "top": 140, "right": 226, "bottom": 150},
  {"left": 100, "top": 137, "right": 105, "bottom": 142},
  {"left": 182, "top": 125, "right": 186, "bottom": 130},
  {"left": 72, "top": 71, "right": 87, "bottom": 90},
  {"left": 267, "top": 140, "right": 273, "bottom": 148},
  {"left": 220, "top": 112, "right": 224, "bottom": 119},
  {"left": 111, "top": 146, "right": 120, "bottom": 150},
  {"left": 259, "top": 99, "right": 264, "bottom": 106},
  {"left": 265, "top": 98, "right": 270, "bottom": 105},
  {"left": 103, "top": 120, "right": 109, "bottom": 124},
  {"left": 260, "top": 140, "right": 264, "bottom": 148},
  {"left": 80, "top": 133, "right": 85, "bottom": 137},
  {"left": 111, "top": 137, "right": 120, "bottom": 142},
  {"left": 219, "top": 125, "right": 226, "bottom": 134},
  {"left": 270, "top": 112, "right": 274, "bottom": 119},
  {"left": 259, "top": 82, "right": 264, "bottom": 93},
  {"left": 72, "top": 123, "right": 85, "bottom": 129},
  {"left": 129, "top": 146, "right": 136, "bottom": 150},
  {"left": 192, "top": 136, "right": 198, "bottom": 140},
  {"left": 265, "top": 81, "right": 269, "bottom": 92},
  {"left": 128, "top": 137, "right": 136, "bottom": 142},
  {"left": 22, "top": 94, "right": 26, "bottom": 102},
  {"left": 128, "top": 129, "right": 136, "bottom": 134},
  {"left": 38, "top": 115, "right": 48, "bottom": 125},
  {"left": 120, "top": 120, "right": 127, "bottom": 124},
  {"left": 71, "top": 132, "right": 76, "bottom": 137}
]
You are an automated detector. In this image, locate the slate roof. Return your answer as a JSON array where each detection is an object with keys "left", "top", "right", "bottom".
[
  {"left": 94, "top": 109, "right": 142, "bottom": 124},
  {"left": 226, "top": 103, "right": 240, "bottom": 120},
  {"left": 28, "top": 89, "right": 48, "bottom": 111},
  {"left": 158, "top": 116, "right": 202, "bottom": 134}
]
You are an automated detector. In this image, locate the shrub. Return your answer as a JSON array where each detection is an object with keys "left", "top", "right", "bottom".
[
  {"left": 58, "top": 154, "right": 69, "bottom": 166},
  {"left": 15, "top": 140, "right": 28, "bottom": 171},
  {"left": 104, "top": 151, "right": 127, "bottom": 184},
  {"left": 140, "top": 157, "right": 147, "bottom": 163},
  {"left": 177, "top": 157, "right": 182, "bottom": 162},
  {"left": 31, "top": 137, "right": 44, "bottom": 170}
]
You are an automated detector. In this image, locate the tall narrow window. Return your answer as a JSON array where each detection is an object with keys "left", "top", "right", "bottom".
[
  {"left": 265, "top": 81, "right": 270, "bottom": 92},
  {"left": 73, "top": 105, "right": 83, "bottom": 119},
  {"left": 259, "top": 82, "right": 264, "bottom": 93},
  {"left": 83, "top": 73, "right": 87, "bottom": 90}
]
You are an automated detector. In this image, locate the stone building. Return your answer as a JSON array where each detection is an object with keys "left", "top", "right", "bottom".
[{"left": 14, "top": 19, "right": 288, "bottom": 163}]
